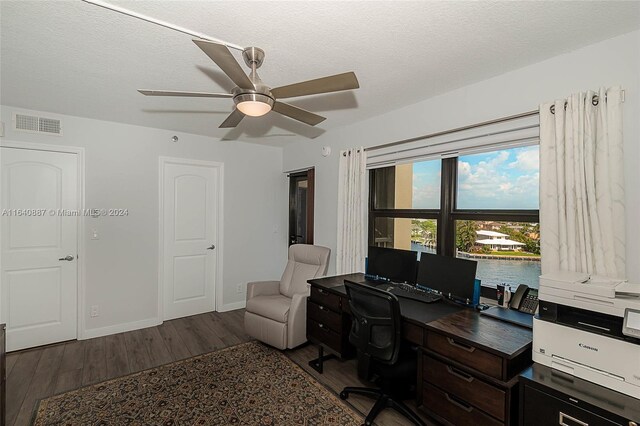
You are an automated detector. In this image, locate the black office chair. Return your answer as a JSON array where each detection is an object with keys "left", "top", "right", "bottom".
[{"left": 340, "top": 281, "right": 425, "bottom": 426}]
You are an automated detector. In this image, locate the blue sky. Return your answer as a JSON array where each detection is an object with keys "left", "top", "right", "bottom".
[{"left": 412, "top": 145, "right": 540, "bottom": 209}]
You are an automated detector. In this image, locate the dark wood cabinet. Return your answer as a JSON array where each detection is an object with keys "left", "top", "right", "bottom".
[
  {"left": 519, "top": 364, "right": 640, "bottom": 426},
  {"left": 307, "top": 277, "right": 355, "bottom": 360},
  {"left": 423, "top": 310, "right": 532, "bottom": 425},
  {"left": 307, "top": 274, "right": 533, "bottom": 426},
  {"left": 423, "top": 355, "right": 506, "bottom": 421}
]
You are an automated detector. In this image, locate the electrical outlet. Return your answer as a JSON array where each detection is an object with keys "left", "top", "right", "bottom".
[
  {"left": 237, "top": 283, "right": 244, "bottom": 294},
  {"left": 90, "top": 305, "right": 99, "bottom": 317}
]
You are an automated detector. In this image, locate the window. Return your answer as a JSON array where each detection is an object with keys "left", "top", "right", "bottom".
[
  {"left": 369, "top": 160, "right": 440, "bottom": 254},
  {"left": 369, "top": 146, "right": 540, "bottom": 291},
  {"left": 372, "top": 161, "right": 441, "bottom": 210},
  {"left": 455, "top": 220, "right": 541, "bottom": 288},
  {"left": 371, "top": 217, "right": 437, "bottom": 258},
  {"left": 457, "top": 146, "right": 539, "bottom": 210}
]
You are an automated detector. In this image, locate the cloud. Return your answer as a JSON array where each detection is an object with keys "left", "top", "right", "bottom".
[
  {"left": 409, "top": 147, "right": 539, "bottom": 210},
  {"left": 456, "top": 147, "right": 539, "bottom": 209},
  {"left": 412, "top": 183, "right": 440, "bottom": 209},
  {"left": 508, "top": 147, "right": 539, "bottom": 171},
  {"left": 412, "top": 160, "right": 441, "bottom": 209}
]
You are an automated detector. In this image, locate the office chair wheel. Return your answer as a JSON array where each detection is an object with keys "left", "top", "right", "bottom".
[{"left": 339, "top": 390, "right": 348, "bottom": 400}]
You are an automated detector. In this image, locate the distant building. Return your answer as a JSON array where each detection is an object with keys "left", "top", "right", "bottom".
[
  {"left": 478, "top": 221, "right": 503, "bottom": 231},
  {"left": 475, "top": 230, "right": 525, "bottom": 251}
]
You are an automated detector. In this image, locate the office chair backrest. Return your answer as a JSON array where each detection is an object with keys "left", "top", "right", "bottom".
[{"left": 345, "top": 281, "right": 402, "bottom": 375}]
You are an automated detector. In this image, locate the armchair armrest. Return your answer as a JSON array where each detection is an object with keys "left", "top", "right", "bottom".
[
  {"left": 287, "top": 291, "right": 310, "bottom": 349},
  {"left": 246, "top": 280, "right": 280, "bottom": 302}
]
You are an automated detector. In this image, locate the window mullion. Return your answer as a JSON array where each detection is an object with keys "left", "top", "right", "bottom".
[{"left": 439, "top": 158, "right": 457, "bottom": 256}]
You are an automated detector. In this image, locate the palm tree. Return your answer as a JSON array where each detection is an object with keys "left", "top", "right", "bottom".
[{"left": 456, "top": 220, "right": 479, "bottom": 252}]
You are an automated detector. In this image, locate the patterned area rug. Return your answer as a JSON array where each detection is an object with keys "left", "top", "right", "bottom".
[{"left": 33, "top": 341, "right": 362, "bottom": 425}]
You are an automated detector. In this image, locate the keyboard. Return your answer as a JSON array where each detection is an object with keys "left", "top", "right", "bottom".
[{"left": 386, "top": 283, "right": 442, "bottom": 304}]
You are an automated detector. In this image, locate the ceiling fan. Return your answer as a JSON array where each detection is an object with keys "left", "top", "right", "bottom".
[{"left": 138, "top": 39, "right": 360, "bottom": 128}]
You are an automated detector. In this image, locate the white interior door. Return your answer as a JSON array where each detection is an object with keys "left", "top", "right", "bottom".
[
  {"left": 162, "top": 159, "right": 219, "bottom": 320},
  {"left": 1, "top": 147, "right": 78, "bottom": 351}
]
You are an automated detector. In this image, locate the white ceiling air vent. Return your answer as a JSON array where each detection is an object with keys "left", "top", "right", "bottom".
[{"left": 13, "top": 113, "right": 62, "bottom": 136}]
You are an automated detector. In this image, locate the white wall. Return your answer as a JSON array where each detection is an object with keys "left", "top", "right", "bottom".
[
  {"left": 284, "top": 30, "right": 640, "bottom": 282},
  {"left": 1, "top": 107, "right": 288, "bottom": 337}
]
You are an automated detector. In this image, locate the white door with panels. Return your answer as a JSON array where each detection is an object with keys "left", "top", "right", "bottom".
[
  {"left": 0, "top": 147, "right": 79, "bottom": 351},
  {"left": 161, "top": 159, "right": 219, "bottom": 320}
]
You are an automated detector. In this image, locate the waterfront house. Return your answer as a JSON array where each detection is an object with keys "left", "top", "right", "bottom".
[{"left": 475, "top": 230, "right": 526, "bottom": 252}]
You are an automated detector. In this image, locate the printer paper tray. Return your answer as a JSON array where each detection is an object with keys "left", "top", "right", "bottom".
[{"left": 550, "top": 355, "right": 625, "bottom": 382}]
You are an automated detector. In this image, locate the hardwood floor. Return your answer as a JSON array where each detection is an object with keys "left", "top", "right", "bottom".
[{"left": 6, "top": 310, "right": 432, "bottom": 426}]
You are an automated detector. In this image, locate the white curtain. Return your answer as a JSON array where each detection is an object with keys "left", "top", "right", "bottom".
[
  {"left": 539, "top": 86, "right": 625, "bottom": 279},
  {"left": 336, "top": 147, "right": 367, "bottom": 274}
]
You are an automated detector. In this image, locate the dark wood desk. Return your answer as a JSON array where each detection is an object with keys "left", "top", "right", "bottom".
[{"left": 307, "top": 274, "right": 533, "bottom": 426}]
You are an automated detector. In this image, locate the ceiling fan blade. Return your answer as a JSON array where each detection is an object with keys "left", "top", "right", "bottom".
[
  {"left": 138, "top": 90, "right": 233, "bottom": 98},
  {"left": 192, "top": 39, "right": 254, "bottom": 90},
  {"left": 271, "top": 72, "right": 359, "bottom": 99},
  {"left": 272, "top": 102, "right": 326, "bottom": 126},
  {"left": 219, "top": 108, "right": 245, "bottom": 128}
]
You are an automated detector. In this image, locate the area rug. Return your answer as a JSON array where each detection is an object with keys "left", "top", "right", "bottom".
[{"left": 33, "top": 341, "right": 362, "bottom": 425}]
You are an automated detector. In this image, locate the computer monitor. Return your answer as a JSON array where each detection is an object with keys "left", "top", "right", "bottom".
[
  {"left": 366, "top": 246, "right": 419, "bottom": 284},
  {"left": 417, "top": 253, "right": 478, "bottom": 301}
]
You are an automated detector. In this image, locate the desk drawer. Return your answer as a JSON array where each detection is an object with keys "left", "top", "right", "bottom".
[
  {"left": 426, "top": 331, "right": 503, "bottom": 379},
  {"left": 310, "top": 286, "right": 341, "bottom": 312},
  {"left": 423, "top": 382, "right": 501, "bottom": 426},
  {"left": 308, "top": 319, "right": 341, "bottom": 353},
  {"left": 522, "top": 385, "right": 620, "bottom": 426},
  {"left": 423, "top": 355, "right": 505, "bottom": 421},
  {"left": 308, "top": 301, "right": 341, "bottom": 331},
  {"left": 402, "top": 322, "right": 423, "bottom": 346}
]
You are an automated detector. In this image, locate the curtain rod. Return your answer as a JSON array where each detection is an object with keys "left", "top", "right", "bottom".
[
  {"left": 550, "top": 90, "right": 625, "bottom": 114},
  {"left": 366, "top": 124, "right": 539, "bottom": 160},
  {"left": 365, "top": 110, "right": 538, "bottom": 153},
  {"left": 366, "top": 88, "right": 626, "bottom": 153}
]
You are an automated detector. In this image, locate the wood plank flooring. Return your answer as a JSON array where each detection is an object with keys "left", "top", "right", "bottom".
[{"left": 6, "top": 309, "right": 431, "bottom": 426}]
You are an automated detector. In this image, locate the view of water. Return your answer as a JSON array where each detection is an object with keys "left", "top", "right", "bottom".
[{"left": 410, "top": 242, "right": 541, "bottom": 289}]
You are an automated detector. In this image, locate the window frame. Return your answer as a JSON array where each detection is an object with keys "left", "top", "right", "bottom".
[
  {"left": 368, "top": 154, "right": 540, "bottom": 291},
  {"left": 368, "top": 168, "right": 440, "bottom": 251}
]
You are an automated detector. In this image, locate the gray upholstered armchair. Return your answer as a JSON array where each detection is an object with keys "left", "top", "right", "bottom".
[{"left": 244, "top": 244, "right": 330, "bottom": 350}]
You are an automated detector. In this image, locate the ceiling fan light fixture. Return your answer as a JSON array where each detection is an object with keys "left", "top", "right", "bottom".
[{"left": 234, "top": 93, "right": 274, "bottom": 117}]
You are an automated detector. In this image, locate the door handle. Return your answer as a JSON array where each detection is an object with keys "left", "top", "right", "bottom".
[
  {"left": 206, "top": 245, "right": 215, "bottom": 250},
  {"left": 446, "top": 337, "right": 476, "bottom": 353},
  {"left": 443, "top": 392, "right": 473, "bottom": 413},
  {"left": 446, "top": 365, "right": 474, "bottom": 383},
  {"left": 58, "top": 255, "right": 74, "bottom": 261}
]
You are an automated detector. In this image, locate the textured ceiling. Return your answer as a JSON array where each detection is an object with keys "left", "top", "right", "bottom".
[{"left": 1, "top": 1, "right": 639, "bottom": 147}]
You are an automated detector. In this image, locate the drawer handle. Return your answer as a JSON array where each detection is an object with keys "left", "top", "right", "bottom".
[
  {"left": 318, "top": 323, "right": 330, "bottom": 332},
  {"left": 559, "top": 412, "right": 589, "bottom": 426},
  {"left": 444, "top": 392, "right": 473, "bottom": 413},
  {"left": 446, "top": 365, "right": 474, "bottom": 383},
  {"left": 318, "top": 305, "right": 326, "bottom": 311},
  {"left": 446, "top": 337, "right": 476, "bottom": 353},
  {"left": 318, "top": 289, "right": 328, "bottom": 295}
]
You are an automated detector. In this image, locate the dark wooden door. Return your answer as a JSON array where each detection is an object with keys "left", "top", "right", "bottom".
[{"left": 289, "top": 168, "right": 314, "bottom": 245}]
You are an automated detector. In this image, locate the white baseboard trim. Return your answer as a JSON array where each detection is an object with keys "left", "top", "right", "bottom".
[
  {"left": 218, "top": 301, "right": 246, "bottom": 312},
  {"left": 80, "top": 317, "right": 162, "bottom": 340}
]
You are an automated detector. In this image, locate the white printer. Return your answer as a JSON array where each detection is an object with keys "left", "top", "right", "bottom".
[{"left": 533, "top": 271, "right": 640, "bottom": 399}]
